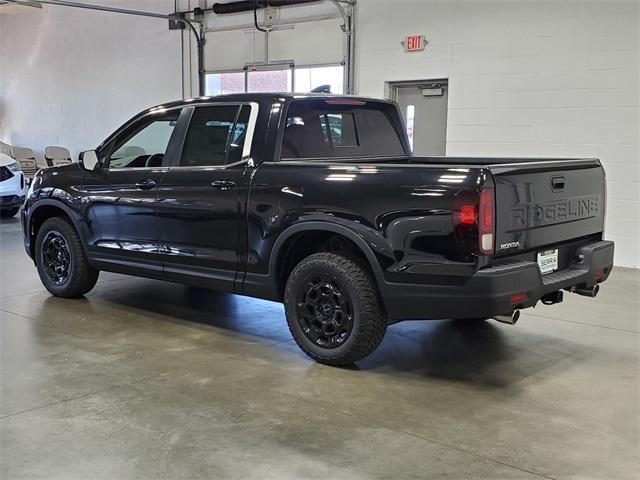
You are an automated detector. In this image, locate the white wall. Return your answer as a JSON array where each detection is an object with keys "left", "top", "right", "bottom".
[
  {"left": 357, "top": 0, "right": 640, "bottom": 268},
  {"left": 0, "top": 0, "right": 182, "bottom": 161},
  {"left": 0, "top": 0, "right": 637, "bottom": 267}
]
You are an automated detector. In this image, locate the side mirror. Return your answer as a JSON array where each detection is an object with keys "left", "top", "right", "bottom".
[{"left": 79, "top": 150, "right": 99, "bottom": 171}]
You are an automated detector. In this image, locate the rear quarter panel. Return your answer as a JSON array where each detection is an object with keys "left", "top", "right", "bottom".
[{"left": 245, "top": 160, "right": 487, "bottom": 293}]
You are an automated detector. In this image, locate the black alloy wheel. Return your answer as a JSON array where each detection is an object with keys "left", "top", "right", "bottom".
[
  {"left": 296, "top": 272, "right": 354, "bottom": 349},
  {"left": 41, "top": 230, "right": 72, "bottom": 286},
  {"left": 35, "top": 216, "right": 99, "bottom": 297},
  {"left": 284, "top": 252, "right": 387, "bottom": 366}
]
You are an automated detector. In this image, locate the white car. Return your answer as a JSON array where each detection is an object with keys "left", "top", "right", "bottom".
[{"left": 0, "top": 152, "right": 28, "bottom": 217}]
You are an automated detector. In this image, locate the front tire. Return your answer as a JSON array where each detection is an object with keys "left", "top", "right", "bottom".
[
  {"left": 35, "top": 217, "right": 99, "bottom": 297},
  {"left": 284, "top": 252, "right": 387, "bottom": 366}
]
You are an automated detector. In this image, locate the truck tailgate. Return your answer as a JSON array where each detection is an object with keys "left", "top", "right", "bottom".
[{"left": 490, "top": 159, "right": 605, "bottom": 256}]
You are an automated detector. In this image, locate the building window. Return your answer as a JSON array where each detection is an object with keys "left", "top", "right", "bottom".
[
  {"left": 205, "top": 72, "right": 245, "bottom": 96},
  {"left": 205, "top": 65, "right": 344, "bottom": 96},
  {"left": 294, "top": 65, "right": 344, "bottom": 94},
  {"left": 247, "top": 69, "right": 292, "bottom": 93}
]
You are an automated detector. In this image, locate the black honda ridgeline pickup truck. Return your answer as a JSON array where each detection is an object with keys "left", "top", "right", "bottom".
[{"left": 23, "top": 93, "right": 614, "bottom": 365}]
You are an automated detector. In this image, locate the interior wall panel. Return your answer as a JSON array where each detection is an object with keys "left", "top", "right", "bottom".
[
  {"left": 0, "top": 0, "right": 182, "bottom": 161},
  {"left": 356, "top": 0, "right": 640, "bottom": 267}
]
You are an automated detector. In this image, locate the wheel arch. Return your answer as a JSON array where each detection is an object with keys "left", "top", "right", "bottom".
[
  {"left": 269, "top": 221, "right": 388, "bottom": 300},
  {"left": 28, "top": 201, "right": 87, "bottom": 259}
]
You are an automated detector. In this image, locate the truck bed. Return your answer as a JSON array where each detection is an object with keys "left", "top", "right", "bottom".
[{"left": 316, "top": 155, "right": 600, "bottom": 170}]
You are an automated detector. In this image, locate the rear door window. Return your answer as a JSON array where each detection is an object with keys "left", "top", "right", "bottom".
[
  {"left": 180, "top": 105, "right": 250, "bottom": 167},
  {"left": 281, "top": 99, "right": 406, "bottom": 159}
]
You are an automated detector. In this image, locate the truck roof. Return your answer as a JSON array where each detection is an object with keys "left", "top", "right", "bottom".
[{"left": 149, "top": 93, "right": 394, "bottom": 111}]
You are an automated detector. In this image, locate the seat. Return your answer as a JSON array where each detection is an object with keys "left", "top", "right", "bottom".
[
  {"left": 52, "top": 158, "right": 72, "bottom": 167},
  {"left": 281, "top": 124, "right": 306, "bottom": 158},
  {"left": 44, "top": 146, "right": 72, "bottom": 167},
  {"left": 181, "top": 125, "right": 230, "bottom": 167},
  {"left": 281, "top": 119, "right": 330, "bottom": 159},
  {"left": 0, "top": 140, "right": 12, "bottom": 158},
  {"left": 123, "top": 146, "right": 146, "bottom": 157},
  {"left": 145, "top": 154, "right": 164, "bottom": 168},
  {"left": 13, "top": 147, "right": 39, "bottom": 179}
]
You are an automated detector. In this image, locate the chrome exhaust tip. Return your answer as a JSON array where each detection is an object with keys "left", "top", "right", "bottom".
[
  {"left": 493, "top": 310, "right": 520, "bottom": 325},
  {"left": 574, "top": 285, "right": 599, "bottom": 298}
]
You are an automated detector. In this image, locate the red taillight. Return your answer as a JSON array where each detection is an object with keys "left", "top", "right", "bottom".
[
  {"left": 479, "top": 188, "right": 495, "bottom": 254},
  {"left": 510, "top": 292, "right": 528, "bottom": 304},
  {"left": 460, "top": 205, "right": 475, "bottom": 225},
  {"left": 453, "top": 187, "right": 495, "bottom": 256}
]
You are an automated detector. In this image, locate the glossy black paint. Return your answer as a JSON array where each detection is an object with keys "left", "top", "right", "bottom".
[
  {"left": 23, "top": 93, "right": 614, "bottom": 322},
  {"left": 243, "top": 160, "right": 486, "bottom": 288},
  {"left": 83, "top": 167, "right": 168, "bottom": 270},
  {"left": 157, "top": 163, "right": 250, "bottom": 290},
  {"left": 492, "top": 161, "right": 605, "bottom": 254}
]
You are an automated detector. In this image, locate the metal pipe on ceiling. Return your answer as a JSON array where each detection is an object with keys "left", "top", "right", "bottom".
[
  {"left": 203, "top": 12, "right": 340, "bottom": 33},
  {"left": 203, "top": 0, "right": 356, "bottom": 93},
  {"left": 8, "top": 0, "right": 207, "bottom": 96},
  {"left": 211, "top": 0, "right": 321, "bottom": 15}
]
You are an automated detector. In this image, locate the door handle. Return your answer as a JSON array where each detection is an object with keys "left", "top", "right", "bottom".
[
  {"left": 135, "top": 179, "right": 156, "bottom": 190},
  {"left": 211, "top": 180, "right": 237, "bottom": 190},
  {"left": 551, "top": 176, "right": 565, "bottom": 191}
]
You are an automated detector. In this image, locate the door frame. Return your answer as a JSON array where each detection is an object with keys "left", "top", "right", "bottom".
[
  {"left": 386, "top": 78, "right": 449, "bottom": 102},
  {"left": 155, "top": 102, "right": 261, "bottom": 293},
  {"left": 386, "top": 78, "right": 449, "bottom": 156}
]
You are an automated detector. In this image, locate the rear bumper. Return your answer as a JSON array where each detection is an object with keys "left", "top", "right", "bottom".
[{"left": 382, "top": 240, "right": 614, "bottom": 321}]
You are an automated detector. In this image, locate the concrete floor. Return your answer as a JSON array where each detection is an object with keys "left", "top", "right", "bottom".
[{"left": 0, "top": 215, "right": 638, "bottom": 480}]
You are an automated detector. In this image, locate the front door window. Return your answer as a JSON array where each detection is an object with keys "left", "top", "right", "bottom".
[{"left": 106, "top": 111, "right": 180, "bottom": 169}]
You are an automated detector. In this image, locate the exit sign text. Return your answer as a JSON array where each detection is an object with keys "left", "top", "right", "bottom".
[{"left": 403, "top": 35, "right": 427, "bottom": 52}]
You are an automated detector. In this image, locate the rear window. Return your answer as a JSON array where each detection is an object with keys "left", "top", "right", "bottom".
[{"left": 281, "top": 99, "right": 406, "bottom": 159}]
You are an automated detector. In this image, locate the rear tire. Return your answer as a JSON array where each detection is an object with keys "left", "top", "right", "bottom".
[
  {"left": 35, "top": 217, "right": 99, "bottom": 297},
  {"left": 0, "top": 207, "right": 19, "bottom": 218},
  {"left": 284, "top": 252, "right": 387, "bottom": 366}
]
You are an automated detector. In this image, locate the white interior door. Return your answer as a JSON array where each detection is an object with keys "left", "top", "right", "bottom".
[{"left": 394, "top": 83, "right": 448, "bottom": 156}]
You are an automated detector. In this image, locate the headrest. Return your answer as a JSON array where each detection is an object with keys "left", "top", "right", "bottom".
[{"left": 282, "top": 122, "right": 330, "bottom": 159}]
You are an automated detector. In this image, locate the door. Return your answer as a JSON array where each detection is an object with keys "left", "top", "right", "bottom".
[
  {"left": 157, "top": 103, "right": 256, "bottom": 291},
  {"left": 393, "top": 81, "right": 448, "bottom": 156},
  {"left": 82, "top": 108, "right": 184, "bottom": 271}
]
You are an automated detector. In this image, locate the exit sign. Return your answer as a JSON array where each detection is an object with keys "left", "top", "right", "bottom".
[{"left": 402, "top": 35, "right": 427, "bottom": 52}]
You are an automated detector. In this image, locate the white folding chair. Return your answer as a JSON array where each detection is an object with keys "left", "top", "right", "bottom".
[
  {"left": 0, "top": 140, "right": 12, "bottom": 158},
  {"left": 52, "top": 158, "right": 72, "bottom": 167},
  {"left": 13, "top": 147, "right": 39, "bottom": 179},
  {"left": 44, "top": 146, "right": 72, "bottom": 167}
]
